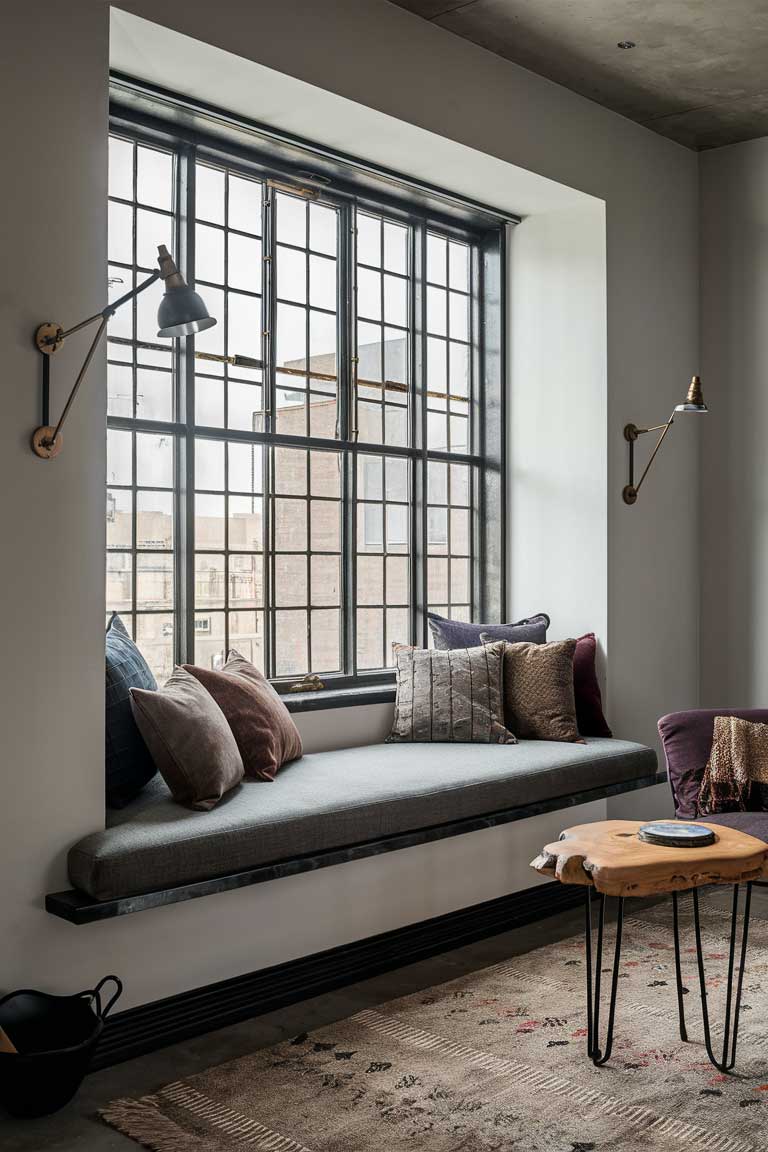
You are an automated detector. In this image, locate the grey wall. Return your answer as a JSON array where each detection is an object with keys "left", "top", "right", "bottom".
[
  {"left": 700, "top": 137, "right": 768, "bottom": 706},
  {"left": 0, "top": 2, "right": 109, "bottom": 996},
  {"left": 0, "top": 0, "right": 698, "bottom": 1006}
]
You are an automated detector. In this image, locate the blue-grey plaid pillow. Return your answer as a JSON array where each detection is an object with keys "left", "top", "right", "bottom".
[
  {"left": 427, "top": 611, "right": 550, "bottom": 651},
  {"left": 106, "top": 613, "right": 158, "bottom": 807}
]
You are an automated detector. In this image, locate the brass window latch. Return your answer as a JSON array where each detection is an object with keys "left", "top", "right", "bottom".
[{"left": 288, "top": 673, "right": 326, "bottom": 693}]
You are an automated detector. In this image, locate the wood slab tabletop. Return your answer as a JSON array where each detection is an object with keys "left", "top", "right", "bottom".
[{"left": 530, "top": 819, "right": 768, "bottom": 897}]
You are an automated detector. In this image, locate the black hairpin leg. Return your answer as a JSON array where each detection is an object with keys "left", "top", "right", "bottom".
[
  {"left": 584, "top": 888, "right": 624, "bottom": 1066},
  {"left": 672, "top": 890, "right": 688, "bottom": 1042},
  {"left": 689, "top": 883, "right": 752, "bottom": 1073}
]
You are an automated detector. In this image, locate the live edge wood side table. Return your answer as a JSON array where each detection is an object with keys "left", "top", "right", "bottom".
[{"left": 531, "top": 819, "right": 768, "bottom": 1073}]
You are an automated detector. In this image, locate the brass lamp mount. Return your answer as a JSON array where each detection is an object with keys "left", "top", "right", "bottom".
[{"left": 622, "top": 376, "right": 707, "bottom": 505}]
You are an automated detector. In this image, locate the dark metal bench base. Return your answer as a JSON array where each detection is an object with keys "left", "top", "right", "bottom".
[{"left": 46, "top": 771, "right": 667, "bottom": 924}]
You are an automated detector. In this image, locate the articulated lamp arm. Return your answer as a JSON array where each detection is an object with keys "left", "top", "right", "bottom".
[
  {"left": 33, "top": 271, "right": 162, "bottom": 458},
  {"left": 622, "top": 376, "right": 707, "bottom": 506}
]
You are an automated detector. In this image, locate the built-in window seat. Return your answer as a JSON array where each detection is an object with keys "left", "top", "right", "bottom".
[{"left": 47, "top": 738, "right": 662, "bottom": 924}]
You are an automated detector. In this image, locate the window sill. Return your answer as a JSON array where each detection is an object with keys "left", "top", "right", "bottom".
[{"left": 282, "top": 684, "right": 396, "bottom": 713}]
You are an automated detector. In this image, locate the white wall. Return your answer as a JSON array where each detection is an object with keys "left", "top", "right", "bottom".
[
  {"left": 0, "top": 0, "right": 698, "bottom": 1007},
  {"left": 700, "top": 137, "right": 768, "bottom": 707}
]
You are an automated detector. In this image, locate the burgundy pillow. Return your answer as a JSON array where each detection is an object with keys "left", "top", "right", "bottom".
[
  {"left": 184, "top": 652, "right": 302, "bottom": 781},
  {"left": 573, "top": 633, "right": 612, "bottom": 738}
]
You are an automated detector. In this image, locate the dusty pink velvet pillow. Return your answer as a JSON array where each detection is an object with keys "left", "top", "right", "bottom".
[{"left": 184, "top": 652, "right": 302, "bottom": 781}]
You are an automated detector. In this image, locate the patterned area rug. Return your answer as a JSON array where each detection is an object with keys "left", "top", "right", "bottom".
[{"left": 103, "top": 895, "right": 768, "bottom": 1151}]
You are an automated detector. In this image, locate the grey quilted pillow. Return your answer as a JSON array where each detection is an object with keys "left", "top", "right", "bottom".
[{"left": 388, "top": 642, "right": 516, "bottom": 744}]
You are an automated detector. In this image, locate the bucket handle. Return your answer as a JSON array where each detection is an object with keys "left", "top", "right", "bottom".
[{"left": 85, "top": 975, "right": 123, "bottom": 1020}]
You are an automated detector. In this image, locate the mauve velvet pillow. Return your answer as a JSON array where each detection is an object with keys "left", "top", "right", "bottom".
[
  {"left": 184, "top": 652, "right": 302, "bottom": 781},
  {"left": 129, "top": 667, "right": 243, "bottom": 811},
  {"left": 427, "top": 611, "right": 549, "bottom": 651},
  {"left": 574, "top": 633, "right": 612, "bottom": 738}
]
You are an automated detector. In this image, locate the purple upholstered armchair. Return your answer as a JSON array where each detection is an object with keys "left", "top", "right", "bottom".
[{"left": 658, "top": 709, "right": 768, "bottom": 843}]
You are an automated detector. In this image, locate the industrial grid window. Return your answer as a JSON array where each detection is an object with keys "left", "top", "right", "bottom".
[{"left": 105, "top": 113, "right": 506, "bottom": 694}]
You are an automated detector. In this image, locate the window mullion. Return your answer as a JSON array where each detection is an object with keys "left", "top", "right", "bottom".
[
  {"left": 340, "top": 200, "right": 356, "bottom": 677},
  {"left": 263, "top": 184, "right": 277, "bottom": 679},
  {"left": 179, "top": 144, "right": 197, "bottom": 666},
  {"left": 412, "top": 220, "right": 428, "bottom": 649}
]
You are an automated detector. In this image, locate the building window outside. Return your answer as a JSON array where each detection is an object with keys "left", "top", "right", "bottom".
[{"left": 106, "top": 124, "right": 504, "bottom": 691}]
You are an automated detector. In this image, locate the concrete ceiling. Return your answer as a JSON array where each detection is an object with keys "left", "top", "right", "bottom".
[{"left": 389, "top": 0, "right": 768, "bottom": 150}]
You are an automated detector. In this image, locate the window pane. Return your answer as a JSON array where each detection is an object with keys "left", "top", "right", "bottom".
[
  {"left": 196, "top": 493, "right": 225, "bottom": 550},
  {"left": 357, "top": 213, "right": 381, "bottom": 267},
  {"left": 310, "top": 203, "right": 337, "bottom": 256},
  {"left": 137, "top": 146, "right": 173, "bottom": 212},
  {"left": 230, "top": 554, "right": 263, "bottom": 608},
  {"left": 106, "top": 552, "right": 132, "bottom": 615},
  {"left": 383, "top": 222, "right": 408, "bottom": 275},
  {"left": 229, "top": 441, "right": 263, "bottom": 493},
  {"left": 196, "top": 377, "right": 224, "bottom": 427},
  {"left": 275, "top": 554, "right": 307, "bottom": 606},
  {"left": 228, "top": 175, "right": 262, "bottom": 235},
  {"left": 196, "top": 164, "right": 225, "bottom": 224},
  {"left": 449, "top": 241, "right": 469, "bottom": 291},
  {"left": 108, "top": 201, "right": 132, "bottom": 264},
  {"left": 274, "top": 499, "right": 307, "bottom": 551},
  {"left": 275, "top": 610, "right": 308, "bottom": 676},
  {"left": 277, "top": 245, "right": 307, "bottom": 304},
  {"left": 357, "top": 607, "right": 383, "bottom": 670},
  {"left": 109, "top": 136, "right": 133, "bottom": 200},
  {"left": 229, "top": 495, "right": 263, "bottom": 551},
  {"left": 136, "top": 208, "right": 172, "bottom": 270},
  {"left": 276, "top": 192, "right": 307, "bottom": 247},
  {"left": 311, "top": 609, "right": 340, "bottom": 672},
  {"left": 310, "top": 255, "right": 336, "bottom": 312},
  {"left": 108, "top": 364, "right": 132, "bottom": 418},
  {"left": 196, "top": 439, "right": 224, "bottom": 490},
  {"left": 136, "top": 614, "right": 174, "bottom": 682},
  {"left": 229, "top": 610, "right": 264, "bottom": 670},
  {"left": 107, "top": 429, "right": 132, "bottom": 486},
  {"left": 136, "top": 369, "right": 173, "bottom": 422},
  {"left": 107, "top": 489, "right": 132, "bottom": 549},
  {"left": 137, "top": 490, "right": 173, "bottom": 549},
  {"left": 276, "top": 302, "right": 306, "bottom": 369},
  {"left": 194, "top": 610, "right": 226, "bottom": 670},
  {"left": 137, "top": 554, "right": 173, "bottom": 610},
  {"left": 311, "top": 555, "right": 340, "bottom": 606},
  {"left": 135, "top": 433, "right": 173, "bottom": 488},
  {"left": 427, "top": 233, "right": 447, "bottom": 285},
  {"left": 228, "top": 233, "right": 261, "bottom": 293},
  {"left": 195, "top": 554, "right": 225, "bottom": 608},
  {"left": 196, "top": 224, "right": 225, "bottom": 284}
]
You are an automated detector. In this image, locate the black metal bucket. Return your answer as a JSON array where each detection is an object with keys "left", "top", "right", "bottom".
[{"left": 0, "top": 975, "right": 122, "bottom": 1118}]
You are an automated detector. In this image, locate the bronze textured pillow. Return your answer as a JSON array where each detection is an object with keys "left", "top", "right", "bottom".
[
  {"left": 481, "top": 635, "right": 581, "bottom": 743},
  {"left": 387, "top": 641, "right": 516, "bottom": 744},
  {"left": 184, "top": 651, "right": 302, "bottom": 781},
  {"left": 129, "top": 667, "right": 243, "bottom": 811}
]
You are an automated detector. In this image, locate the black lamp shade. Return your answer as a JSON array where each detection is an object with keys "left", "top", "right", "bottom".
[{"left": 157, "top": 286, "right": 217, "bottom": 339}]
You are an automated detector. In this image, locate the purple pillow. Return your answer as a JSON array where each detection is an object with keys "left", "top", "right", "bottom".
[
  {"left": 427, "top": 611, "right": 549, "bottom": 651},
  {"left": 574, "top": 633, "right": 612, "bottom": 738}
]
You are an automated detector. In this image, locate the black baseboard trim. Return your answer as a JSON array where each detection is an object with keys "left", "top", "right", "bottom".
[{"left": 92, "top": 880, "right": 586, "bottom": 1071}]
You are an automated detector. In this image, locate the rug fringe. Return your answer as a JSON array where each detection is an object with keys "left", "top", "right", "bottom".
[{"left": 100, "top": 1093, "right": 209, "bottom": 1152}]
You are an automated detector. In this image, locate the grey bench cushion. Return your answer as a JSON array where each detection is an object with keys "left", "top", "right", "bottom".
[{"left": 69, "top": 738, "right": 657, "bottom": 901}]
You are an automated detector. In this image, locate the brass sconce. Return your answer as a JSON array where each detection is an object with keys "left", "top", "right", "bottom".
[
  {"left": 32, "top": 246, "right": 216, "bottom": 459},
  {"left": 623, "top": 376, "right": 707, "bottom": 505}
]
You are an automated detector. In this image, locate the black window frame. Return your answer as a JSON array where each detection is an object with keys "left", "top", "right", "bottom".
[{"left": 107, "top": 89, "right": 508, "bottom": 698}]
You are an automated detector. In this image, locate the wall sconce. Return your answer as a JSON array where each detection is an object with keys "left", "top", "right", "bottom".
[
  {"left": 623, "top": 375, "right": 707, "bottom": 505},
  {"left": 31, "top": 246, "right": 216, "bottom": 459}
]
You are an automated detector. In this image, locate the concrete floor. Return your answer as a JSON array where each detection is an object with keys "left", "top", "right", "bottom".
[{"left": 2, "top": 887, "right": 764, "bottom": 1151}]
